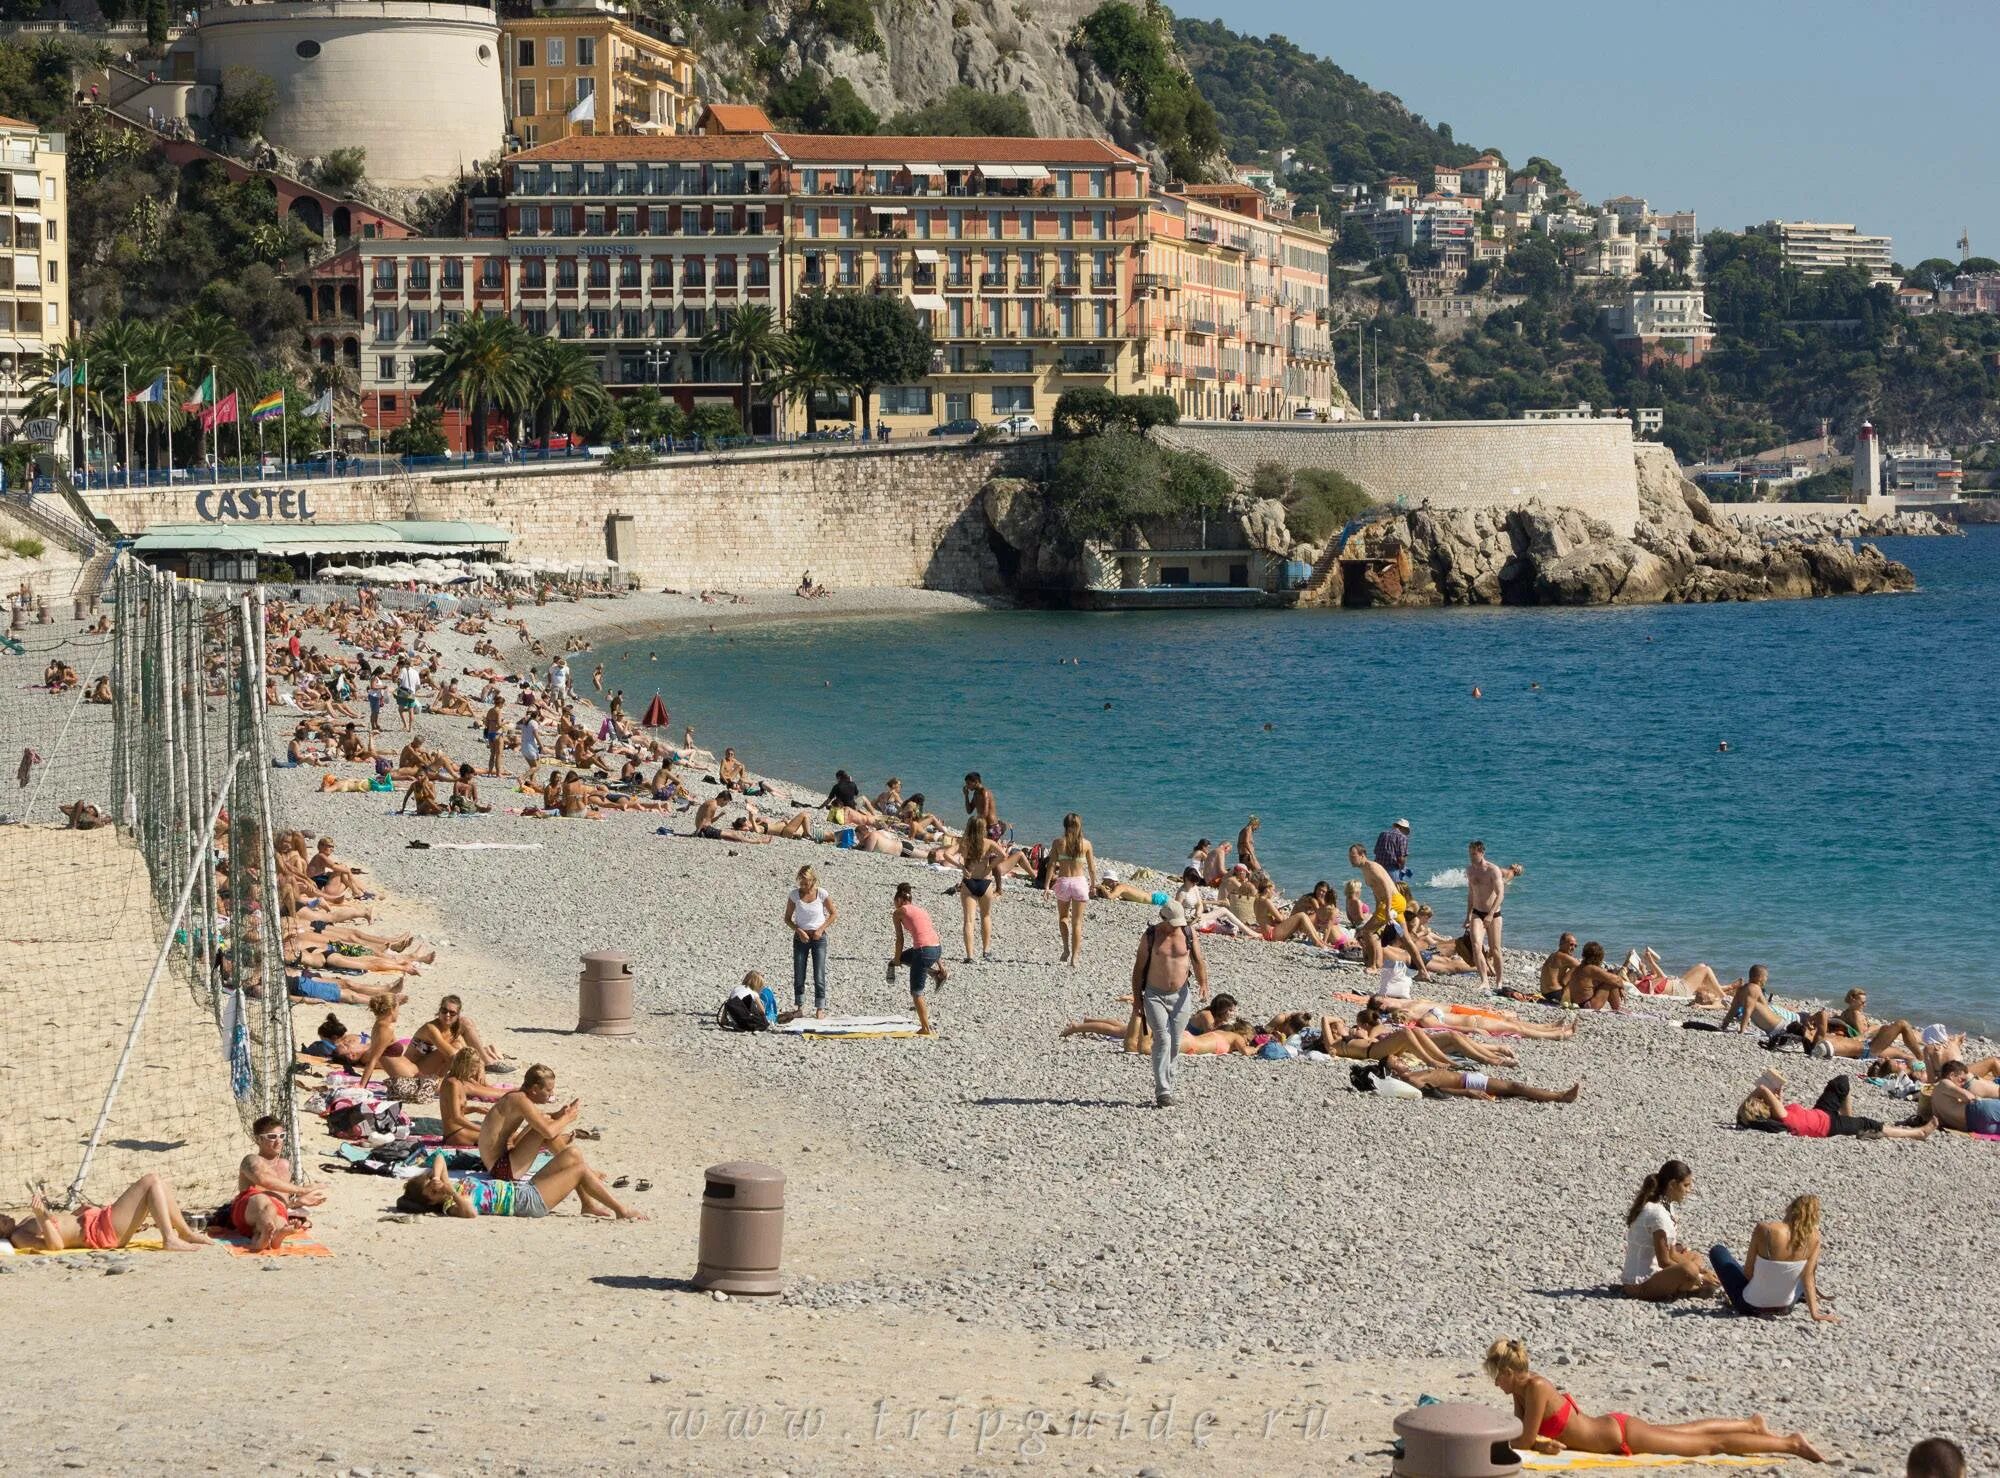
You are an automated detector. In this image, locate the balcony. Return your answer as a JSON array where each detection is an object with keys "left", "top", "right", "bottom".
[
  {"left": 1050, "top": 277, "right": 1082, "bottom": 293},
  {"left": 1133, "top": 272, "right": 1171, "bottom": 293},
  {"left": 1189, "top": 318, "right": 1217, "bottom": 336},
  {"left": 1090, "top": 276, "right": 1117, "bottom": 293},
  {"left": 1059, "top": 353, "right": 1112, "bottom": 375}
]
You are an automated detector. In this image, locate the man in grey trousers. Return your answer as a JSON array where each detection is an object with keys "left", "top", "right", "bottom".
[{"left": 1129, "top": 898, "right": 1210, "bottom": 1108}]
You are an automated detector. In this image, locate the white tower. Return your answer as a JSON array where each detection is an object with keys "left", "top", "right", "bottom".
[{"left": 1852, "top": 420, "right": 1888, "bottom": 511}]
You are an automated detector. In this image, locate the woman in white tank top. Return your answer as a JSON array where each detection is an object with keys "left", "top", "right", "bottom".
[{"left": 1706, "top": 1193, "right": 1833, "bottom": 1320}]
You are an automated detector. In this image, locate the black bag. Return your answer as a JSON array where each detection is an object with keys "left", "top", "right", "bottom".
[{"left": 719, "top": 993, "right": 770, "bottom": 1033}]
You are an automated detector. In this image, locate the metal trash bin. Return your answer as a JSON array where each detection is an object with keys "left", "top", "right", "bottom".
[
  {"left": 693, "top": 1161, "right": 786, "bottom": 1296},
  {"left": 575, "top": 949, "right": 635, "bottom": 1036},
  {"left": 1393, "top": 1402, "right": 1522, "bottom": 1478}
]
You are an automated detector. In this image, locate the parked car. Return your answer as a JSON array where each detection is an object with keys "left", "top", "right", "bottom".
[
  {"left": 928, "top": 417, "right": 981, "bottom": 438},
  {"left": 991, "top": 414, "right": 1041, "bottom": 436},
  {"left": 522, "top": 433, "right": 575, "bottom": 452}
]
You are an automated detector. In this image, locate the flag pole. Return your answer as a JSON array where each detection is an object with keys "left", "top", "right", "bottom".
[
  {"left": 121, "top": 362, "right": 130, "bottom": 489},
  {"left": 233, "top": 394, "right": 242, "bottom": 483},
  {"left": 281, "top": 390, "right": 289, "bottom": 478},
  {"left": 166, "top": 364, "right": 176, "bottom": 488}
]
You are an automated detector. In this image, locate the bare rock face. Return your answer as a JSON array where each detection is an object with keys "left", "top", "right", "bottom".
[
  {"left": 1237, "top": 498, "right": 1292, "bottom": 558},
  {"left": 980, "top": 475, "right": 1074, "bottom": 588},
  {"left": 1335, "top": 450, "right": 1916, "bottom": 608}
]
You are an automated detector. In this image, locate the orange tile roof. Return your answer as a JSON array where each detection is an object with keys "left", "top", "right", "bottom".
[
  {"left": 767, "top": 133, "right": 1142, "bottom": 166},
  {"left": 701, "top": 103, "right": 775, "bottom": 133},
  {"left": 1180, "top": 183, "right": 1258, "bottom": 198},
  {"left": 506, "top": 134, "right": 780, "bottom": 163},
  {"left": 0, "top": 114, "right": 36, "bottom": 129}
]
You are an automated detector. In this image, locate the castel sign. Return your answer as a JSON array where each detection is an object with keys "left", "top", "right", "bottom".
[{"left": 194, "top": 487, "right": 317, "bottom": 522}]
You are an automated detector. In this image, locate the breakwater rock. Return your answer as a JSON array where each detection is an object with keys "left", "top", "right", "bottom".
[{"left": 1327, "top": 464, "right": 1914, "bottom": 608}]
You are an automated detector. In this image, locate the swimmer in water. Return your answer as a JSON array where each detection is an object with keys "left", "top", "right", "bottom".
[
  {"left": 1718, "top": 741, "right": 1730, "bottom": 752},
  {"left": 1472, "top": 686, "right": 1483, "bottom": 699}
]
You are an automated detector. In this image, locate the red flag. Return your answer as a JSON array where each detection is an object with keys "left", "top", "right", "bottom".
[
  {"left": 201, "top": 390, "right": 239, "bottom": 431},
  {"left": 641, "top": 694, "right": 668, "bottom": 727}
]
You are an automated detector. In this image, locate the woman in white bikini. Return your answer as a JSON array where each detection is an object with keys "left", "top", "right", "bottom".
[{"left": 1047, "top": 812, "right": 1098, "bottom": 967}]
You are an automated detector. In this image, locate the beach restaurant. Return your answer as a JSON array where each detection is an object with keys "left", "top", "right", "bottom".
[{"left": 126, "top": 521, "right": 512, "bottom": 583}]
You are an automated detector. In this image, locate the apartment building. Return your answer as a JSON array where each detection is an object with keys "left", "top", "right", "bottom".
[
  {"left": 1457, "top": 156, "right": 1506, "bottom": 201},
  {"left": 503, "top": 0, "right": 698, "bottom": 147},
  {"left": 1345, "top": 195, "right": 1476, "bottom": 258},
  {"left": 0, "top": 116, "right": 65, "bottom": 440},
  {"left": 1136, "top": 183, "right": 1337, "bottom": 422},
  {"left": 774, "top": 133, "right": 1152, "bottom": 431},
  {"left": 1769, "top": 220, "right": 1895, "bottom": 284}
]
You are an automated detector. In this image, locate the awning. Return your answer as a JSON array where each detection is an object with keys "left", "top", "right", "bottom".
[
  {"left": 870, "top": 204, "right": 907, "bottom": 214},
  {"left": 904, "top": 163, "right": 944, "bottom": 176},
  {"left": 979, "top": 164, "right": 1050, "bottom": 181},
  {"left": 913, "top": 248, "right": 942, "bottom": 263},
  {"left": 10, "top": 171, "right": 39, "bottom": 201},
  {"left": 9, "top": 209, "right": 40, "bottom": 228},
  {"left": 13, "top": 253, "right": 38, "bottom": 288},
  {"left": 128, "top": 520, "right": 513, "bottom": 556},
  {"left": 0, "top": 336, "right": 23, "bottom": 353},
  {"left": 908, "top": 293, "right": 947, "bottom": 311}
]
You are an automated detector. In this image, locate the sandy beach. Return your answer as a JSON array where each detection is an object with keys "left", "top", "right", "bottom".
[{"left": 6, "top": 583, "right": 1998, "bottom": 1475}]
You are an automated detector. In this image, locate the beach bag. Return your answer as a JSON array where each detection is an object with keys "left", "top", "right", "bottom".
[
  {"left": 328, "top": 1102, "right": 402, "bottom": 1140},
  {"left": 719, "top": 993, "right": 770, "bottom": 1033},
  {"left": 1377, "top": 960, "right": 1414, "bottom": 998}
]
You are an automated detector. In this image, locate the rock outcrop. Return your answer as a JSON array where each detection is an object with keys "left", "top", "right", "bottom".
[{"left": 1333, "top": 455, "right": 1916, "bottom": 608}]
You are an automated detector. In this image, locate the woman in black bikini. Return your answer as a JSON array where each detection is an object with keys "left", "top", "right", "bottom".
[
  {"left": 1483, "top": 1337, "right": 1824, "bottom": 1462},
  {"left": 958, "top": 816, "right": 1001, "bottom": 962}
]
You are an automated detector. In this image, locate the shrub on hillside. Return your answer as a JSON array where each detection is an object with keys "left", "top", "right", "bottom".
[{"left": 1045, "top": 429, "right": 1230, "bottom": 542}]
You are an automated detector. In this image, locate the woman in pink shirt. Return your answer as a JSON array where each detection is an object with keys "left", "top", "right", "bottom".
[{"left": 889, "top": 882, "right": 947, "bottom": 1035}]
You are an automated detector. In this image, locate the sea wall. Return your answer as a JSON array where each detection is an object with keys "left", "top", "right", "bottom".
[
  {"left": 83, "top": 443, "right": 1034, "bottom": 592},
  {"left": 1153, "top": 417, "right": 1641, "bottom": 537}
]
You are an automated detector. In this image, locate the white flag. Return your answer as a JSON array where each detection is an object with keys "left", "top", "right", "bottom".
[
  {"left": 567, "top": 88, "right": 596, "bottom": 124},
  {"left": 305, "top": 388, "right": 334, "bottom": 420}
]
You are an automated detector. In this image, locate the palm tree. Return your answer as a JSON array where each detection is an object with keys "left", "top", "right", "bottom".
[
  {"left": 522, "top": 337, "right": 612, "bottom": 445},
  {"left": 413, "top": 312, "right": 531, "bottom": 454},
  {"left": 699, "top": 303, "right": 789, "bottom": 435},
  {"left": 769, "top": 329, "right": 844, "bottom": 435}
]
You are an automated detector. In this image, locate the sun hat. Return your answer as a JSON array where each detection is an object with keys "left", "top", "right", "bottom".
[
  {"left": 1394, "top": 818, "right": 1411, "bottom": 830},
  {"left": 1159, "top": 898, "right": 1188, "bottom": 926}
]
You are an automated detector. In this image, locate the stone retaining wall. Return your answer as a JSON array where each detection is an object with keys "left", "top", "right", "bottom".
[
  {"left": 1154, "top": 417, "right": 1642, "bottom": 537},
  {"left": 84, "top": 442, "right": 1037, "bottom": 592}
]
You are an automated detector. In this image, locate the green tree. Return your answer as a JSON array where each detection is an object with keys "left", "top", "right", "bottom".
[
  {"left": 789, "top": 291, "right": 932, "bottom": 436},
  {"left": 316, "top": 147, "right": 367, "bottom": 195},
  {"left": 768, "top": 329, "right": 846, "bottom": 433},
  {"left": 522, "top": 337, "right": 612, "bottom": 444},
  {"left": 213, "top": 66, "right": 277, "bottom": 141},
  {"left": 699, "top": 303, "right": 789, "bottom": 434},
  {"left": 414, "top": 313, "right": 531, "bottom": 454},
  {"left": 884, "top": 86, "right": 1033, "bottom": 137},
  {"left": 617, "top": 385, "right": 675, "bottom": 442},
  {"left": 1044, "top": 429, "right": 1229, "bottom": 541},
  {"left": 765, "top": 71, "right": 879, "bottom": 134},
  {"left": 387, "top": 402, "right": 449, "bottom": 456}
]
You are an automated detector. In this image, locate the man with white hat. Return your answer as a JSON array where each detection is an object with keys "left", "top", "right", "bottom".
[
  {"left": 1128, "top": 898, "right": 1210, "bottom": 1108},
  {"left": 1374, "top": 818, "right": 1412, "bottom": 882}
]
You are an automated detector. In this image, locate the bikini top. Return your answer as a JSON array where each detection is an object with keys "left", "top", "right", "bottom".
[{"left": 1539, "top": 1393, "right": 1577, "bottom": 1440}]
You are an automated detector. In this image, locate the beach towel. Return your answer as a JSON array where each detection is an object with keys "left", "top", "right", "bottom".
[
  {"left": 8, "top": 1231, "right": 169, "bottom": 1256},
  {"left": 773, "top": 1015, "right": 923, "bottom": 1039},
  {"left": 218, "top": 1231, "right": 333, "bottom": 1258},
  {"left": 1521, "top": 1454, "right": 1773, "bottom": 1470}
]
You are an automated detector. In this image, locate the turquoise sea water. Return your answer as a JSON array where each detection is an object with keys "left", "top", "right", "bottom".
[{"left": 599, "top": 528, "right": 2000, "bottom": 1029}]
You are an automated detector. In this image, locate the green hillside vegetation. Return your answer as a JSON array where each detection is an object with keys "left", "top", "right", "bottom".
[
  {"left": 1173, "top": 16, "right": 1487, "bottom": 217},
  {"left": 1358, "top": 228, "right": 2000, "bottom": 461},
  {"left": 1076, "top": 2, "right": 1222, "bottom": 183}
]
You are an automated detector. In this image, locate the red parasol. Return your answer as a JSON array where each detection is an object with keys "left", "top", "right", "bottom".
[{"left": 640, "top": 693, "right": 668, "bottom": 728}]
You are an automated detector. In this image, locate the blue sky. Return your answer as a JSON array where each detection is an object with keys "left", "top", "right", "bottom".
[{"left": 1201, "top": 0, "right": 1998, "bottom": 266}]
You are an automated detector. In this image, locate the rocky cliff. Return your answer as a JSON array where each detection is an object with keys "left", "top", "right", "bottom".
[
  {"left": 690, "top": 0, "right": 1169, "bottom": 167},
  {"left": 1322, "top": 447, "right": 1916, "bottom": 608}
]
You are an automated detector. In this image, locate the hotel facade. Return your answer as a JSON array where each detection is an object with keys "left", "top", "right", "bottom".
[{"left": 326, "top": 129, "right": 1343, "bottom": 443}]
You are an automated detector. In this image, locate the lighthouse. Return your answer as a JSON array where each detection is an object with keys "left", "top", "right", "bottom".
[{"left": 1852, "top": 420, "right": 1889, "bottom": 512}]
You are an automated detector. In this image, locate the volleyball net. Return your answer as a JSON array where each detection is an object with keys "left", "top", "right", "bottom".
[{"left": 0, "top": 558, "right": 300, "bottom": 1209}]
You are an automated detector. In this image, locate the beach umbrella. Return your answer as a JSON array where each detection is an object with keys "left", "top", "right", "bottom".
[{"left": 641, "top": 694, "right": 668, "bottom": 727}]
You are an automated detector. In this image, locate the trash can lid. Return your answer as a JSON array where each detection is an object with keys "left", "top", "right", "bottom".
[
  {"left": 580, "top": 949, "right": 632, "bottom": 967},
  {"left": 703, "top": 1160, "right": 786, "bottom": 1208},
  {"left": 1393, "top": 1402, "right": 1521, "bottom": 1441}
]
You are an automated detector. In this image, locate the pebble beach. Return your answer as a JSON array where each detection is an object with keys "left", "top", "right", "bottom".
[{"left": 8, "top": 583, "right": 1999, "bottom": 1473}]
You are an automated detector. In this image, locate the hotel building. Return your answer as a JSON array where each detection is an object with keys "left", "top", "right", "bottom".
[{"left": 328, "top": 129, "right": 1345, "bottom": 443}]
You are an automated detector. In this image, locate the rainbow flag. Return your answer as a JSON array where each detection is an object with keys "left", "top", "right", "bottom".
[{"left": 249, "top": 390, "right": 285, "bottom": 423}]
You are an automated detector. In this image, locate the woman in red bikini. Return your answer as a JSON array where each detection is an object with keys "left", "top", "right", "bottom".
[
  {"left": 2, "top": 1175, "right": 214, "bottom": 1252},
  {"left": 1483, "top": 1337, "right": 1826, "bottom": 1462}
]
